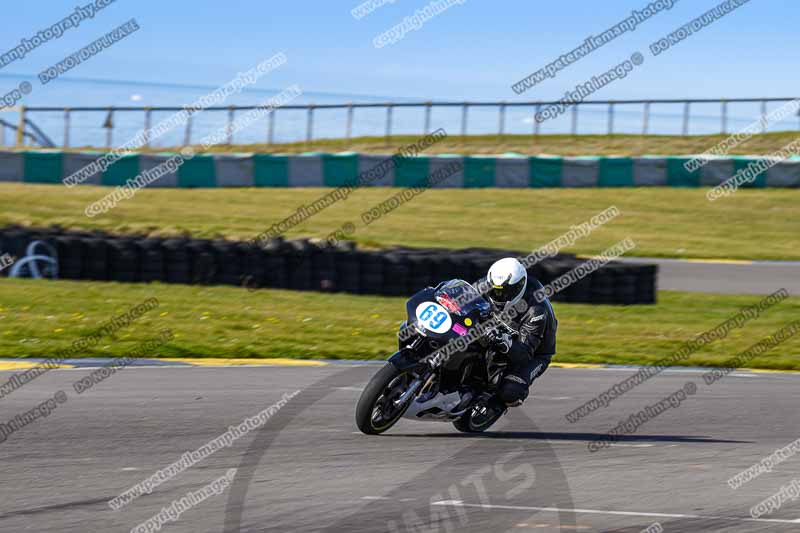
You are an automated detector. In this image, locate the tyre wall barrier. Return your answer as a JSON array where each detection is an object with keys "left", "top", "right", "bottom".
[
  {"left": 2, "top": 150, "right": 799, "bottom": 188},
  {"left": 0, "top": 226, "right": 657, "bottom": 305}
]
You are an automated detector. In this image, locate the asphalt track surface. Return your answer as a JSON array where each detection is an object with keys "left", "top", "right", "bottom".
[
  {"left": 618, "top": 258, "right": 800, "bottom": 296},
  {"left": 1, "top": 364, "right": 799, "bottom": 532}
]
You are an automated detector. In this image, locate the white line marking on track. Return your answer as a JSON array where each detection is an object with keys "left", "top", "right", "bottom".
[
  {"left": 431, "top": 501, "right": 800, "bottom": 525},
  {"left": 551, "top": 441, "right": 657, "bottom": 448},
  {"left": 336, "top": 387, "right": 365, "bottom": 392},
  {"left": 362, "top": 496, "right": 391, "bottom": 501},
  {"left": 534, "top": 396, "right": 573, "bottom": 400}
]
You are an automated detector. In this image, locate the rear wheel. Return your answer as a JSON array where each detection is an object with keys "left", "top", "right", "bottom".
[
  {"left": 453, "top": 399, "right": 506, "bottom": 433},
  {"left": 356, "top": 363, "right": 414, "bottom": 435}
]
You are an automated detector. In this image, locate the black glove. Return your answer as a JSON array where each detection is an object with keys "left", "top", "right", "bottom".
[{"left": 489, "top": 331, "right": 513, "bottom": 354}]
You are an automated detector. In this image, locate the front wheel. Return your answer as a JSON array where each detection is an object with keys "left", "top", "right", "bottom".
[{"left": 356, "top": 363, "right": 415, "bottom": 435}]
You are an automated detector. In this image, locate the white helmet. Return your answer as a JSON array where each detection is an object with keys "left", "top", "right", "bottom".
[{"left": 486, "top": 258, "right": 527, "bottom": 309}]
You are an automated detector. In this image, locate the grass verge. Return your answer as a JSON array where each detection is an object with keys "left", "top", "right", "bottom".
[
  {"left": 1, "top": 279, "right": 798, "bottom": 369},
  {"left": 56, "top": 132, "right": 800, "bottom": 156},
  {"left": 1, "top": 184, "right": 798, "bottom": 261}
]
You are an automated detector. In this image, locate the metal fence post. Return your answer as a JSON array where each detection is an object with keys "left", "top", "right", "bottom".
[
  {"left": 642, "top": 101, "right": 650, "bottom": 135},
  {"left": 16, "top": 106, "right": 25, "bottom": 147},
  {"left": 607, "top": 102, "right": 615, "bottom": 134},
  {"left": 424, "top": 102, "right": 432, "bottom": 134},
  {"left": 721, "top": 100, "right": 728, "bottom": 134},
  {"left": 682, "top": 102, "right": 690, "bottom": 136},
  {"left": 63, "top": 108, "right": 71, "bottom": 148},
  {"left": 385, "top": 105, "right": 393, "bottom": 142},
  {"left": 306, "top": 104, "right": 314, "bottom": 144},
  {"left": 460, "top": 103, "right": 468, "bottom": 137},
  {"left": 534, "top": 104, "right": 541, "bottom": 137},
  {"left": 498, "top": 102, "right": 506, "bottom": 138},
  {"left": 346, "top": 103, "right": 353, "bottom": 140},
  {"left": 571, "top": 105, "right": 578, "bottom": 135},
  {"left": 268, "top": 109, "right": 275, "bottom": 145},
  {"left": 144, "top": 107, "right": 152, "bottom": 147},
  {"left": 227, "top": 106, "right": 235, "bottom": 145},
  {"left": 184, "top": 113, "right": 193, "bottom": 146},
  {"left": 104, "top": 107, "right": 114, "bottom": 148},
  {"left": 761, "top": 100, "right": 768, "bottom": 133}
]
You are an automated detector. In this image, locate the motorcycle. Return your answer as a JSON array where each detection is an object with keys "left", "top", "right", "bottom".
[{"left": 356, "top": 279, "right": 514, "bottom": 435}]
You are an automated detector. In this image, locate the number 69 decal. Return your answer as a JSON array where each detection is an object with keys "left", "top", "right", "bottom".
[{"left": 414, "top": 302, "right": 452, "bottom": 334}]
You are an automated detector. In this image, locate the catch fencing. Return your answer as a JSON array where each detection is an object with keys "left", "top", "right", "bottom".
[{"left": 3, "top": 97, "right": 800, "bottom": 148}]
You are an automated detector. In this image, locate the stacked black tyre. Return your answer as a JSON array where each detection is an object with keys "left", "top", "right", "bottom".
[
  {"left": 138, "top": 238, "right": 165, "bottom": 282},
  {"left": 108, "top": 240, "right": 140, "bottom": 283},
  {"left": 0, "top": 226, "right": 657, "bottom": 305}
]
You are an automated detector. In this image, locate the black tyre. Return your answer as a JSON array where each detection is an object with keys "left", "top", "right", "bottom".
[
  {"left": 355, "top": 363, "right": 413, "bottom": 435},
  {"left": 453, "top": 400, "right": 506, "bottom": 433}
]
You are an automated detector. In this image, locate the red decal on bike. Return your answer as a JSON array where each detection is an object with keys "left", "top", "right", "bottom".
[{"left": 436, "top": 293, "right": 461, "bottom": 314}]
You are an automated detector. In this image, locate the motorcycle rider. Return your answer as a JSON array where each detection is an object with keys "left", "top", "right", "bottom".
[{"left": 482, "top": 257, "right": 557, "bottom": 407}]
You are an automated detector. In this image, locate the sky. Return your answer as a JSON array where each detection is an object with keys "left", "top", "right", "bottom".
[{"left": 0, "top": 0, "right": 795, "bottom": 104}]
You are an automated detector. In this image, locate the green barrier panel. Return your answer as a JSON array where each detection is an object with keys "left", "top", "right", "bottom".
[
  {"left": 253, "top": 154, "right": 289, "bottom": 187},
  {"left": 464, "top": 157, "right": 495, "bottom": 188},
  {"left": 322, "top": 153, "right": 358, "bottom": 187},
  {"left": 530, "top": 156, "right": 562, "bottom": 187},
  {"left": 102, "top": 153, "right": 140, "bottom": 186},
  {"left": 13, "top": 151, "right": 799, "bottom": 189},
  {"left": 598, "top": 157, "right": 634, "bottom": 187},
  {"left": 666, "top": 157, "right": 701, "bottom": 187},
  {"left": 23, "top": 151, "right": 63, "bottom": 184},
  {"left": 732, "top": 157, "right": 768, "bottom": 188},
  {"left": 177, "top": 154, "right": 216, "bottom": 188},
  {"left": 394, "top": 157, "right": 430, "bottom": 187}
]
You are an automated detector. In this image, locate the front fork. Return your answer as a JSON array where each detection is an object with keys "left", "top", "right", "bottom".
[{"left": 388, "top": 348, "right": 432, "bottom": 408}]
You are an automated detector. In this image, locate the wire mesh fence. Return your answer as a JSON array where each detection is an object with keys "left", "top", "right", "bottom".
[{"left": 4, "top": 97, "right": 799, "bottom": 149}]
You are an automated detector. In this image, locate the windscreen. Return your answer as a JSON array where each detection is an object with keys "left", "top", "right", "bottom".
[{"left": 434, "top": 279, "right": 490, "bottom": 316}]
